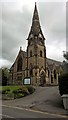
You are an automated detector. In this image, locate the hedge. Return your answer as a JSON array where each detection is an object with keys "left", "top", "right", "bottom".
[{"left": 58, "top": 73, "right": 68, "bottom": 96}]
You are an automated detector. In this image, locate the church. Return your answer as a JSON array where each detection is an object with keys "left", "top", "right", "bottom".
[{"left": 9, "top": 3, "right": 63, "bottom": 86}]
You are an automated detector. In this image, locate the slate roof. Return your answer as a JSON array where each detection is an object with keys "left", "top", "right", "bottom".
[
  {"left": 46, "top": 58, "right": 62, "bottom": 66},
  {"left": 48, "top": 64, "right": 53, "bottom": 71}
]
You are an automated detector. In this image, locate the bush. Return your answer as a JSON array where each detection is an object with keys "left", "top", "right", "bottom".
[
  {"left": 26, "top": 85, "right": 35, "bottom": 94},
  {"left": 2, "top": 85, "right": 35, "bottom": 99},
  {"left": 2, "top": 88, "right": 10, "bottom": 94},
  {"left": 12, "top": 86, "right": 29, "bottom": 97},
  {"left": 14, "top": 93, "right": 24, "bottom": 99},
  {"left": 19, "top": 86, "right": 29, "bottom": 96},
  {"left": 58, "top": 73, "right": 68, "bottom": 96},
  {"left": 12, "top": 89, "right": 19, "bottom": 94}
]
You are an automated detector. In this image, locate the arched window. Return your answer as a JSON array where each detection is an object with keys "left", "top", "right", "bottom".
[
  {"left": 40, "top": 50, "right": 42, "bottom": 57},
  {"left": 29, "top": 63, "right": 33, "bottom": 77},
  {"left": 51, "top": 74, "right": 53, "bottom": 83},
  {"left": 48, "top": 69, "right": 50, "bottom": 77},
  {"left": 30, "top": 69, "right": 33, "bottom": 77},
  {"left": 40, "top": 71, "right": 46, "bottom": 85},
  {"left": 30, "top": 50, "right": 32, "bottom": 57},
  {"left": 54, "top": 70, "right": 56, "bottom": 79},
  {"left": 17, "top": 57, "right": 22, "bottom": 72}
]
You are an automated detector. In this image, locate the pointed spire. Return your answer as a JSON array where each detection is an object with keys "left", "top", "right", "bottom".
[
  {"left": 27, "top": 3, "right": 45, "bottom": 40},
  {"left": 33, "top": 2, "right": 39, "bottom": 21}
]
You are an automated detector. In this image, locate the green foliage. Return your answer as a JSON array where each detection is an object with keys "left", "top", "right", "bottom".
[
  {"left": 1, "top": 85, "right": 35, "bottom": 99},
  {"left": 14, "top": 93, "right": 24, "bottom": 99},
  {"left": 26, "top": 85, "right": 35, "bottom": 94},
  {"left": 12, "top": 86, "right": 28, "bottom": 98},
  {"left": 2, "top": 67, "right": 9, "bottom": 86},
  {"left": 63, "top": 51, "right": 68, "bottom": 61},
  {"left": 58, "top": 73, "right": 68, "bottom": 96},
  {"left": 2, "top": 86, "right": 21, "bottom": 91},
  {"left": 0, "top": 69, "right": 2, "bottom": 85},
  {"left": 12, "top": 89, "right": 19, "bottom": 94},
  {"left": 18, "top": 86, "right": 29, "bottom": 96},
  {"left": 2, "top": 88, "right": 10, "bottom": 94}
]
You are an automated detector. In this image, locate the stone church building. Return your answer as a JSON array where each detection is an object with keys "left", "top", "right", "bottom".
[{"left": 9, "top": 3, "right": 63, "bottom": 86}]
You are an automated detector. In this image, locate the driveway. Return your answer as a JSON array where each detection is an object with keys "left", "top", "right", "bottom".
[{"left": 2, "top": 86, "right": 68, "bottom": 115}]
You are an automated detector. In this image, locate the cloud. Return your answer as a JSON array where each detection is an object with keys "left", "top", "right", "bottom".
[
  {"left": 2, "top": 3, "right": 32, "bottom": 62},
  {"left": 38, "top": 2, "right": 66, "bottom": 41},
  {"left": 1, "top": 1, "right": 66, "bottom": 68},
  {"left": 46, "top": 38, "right": 66, "bottom": 61},
  {"left": 0, "top": 58, "right": 12, "bottom": 68}
]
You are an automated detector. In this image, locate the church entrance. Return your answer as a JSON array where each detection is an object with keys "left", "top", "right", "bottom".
[{"left": 40, "top": 71, "right": 46, "bottom": 86}]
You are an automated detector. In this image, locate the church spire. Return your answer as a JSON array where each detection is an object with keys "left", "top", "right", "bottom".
[
  {"left": 32, "top": 2, "right": 39, "bottom": 21},
  {"left": 27, "top": 3, "right": 45, "bottom": 41}
]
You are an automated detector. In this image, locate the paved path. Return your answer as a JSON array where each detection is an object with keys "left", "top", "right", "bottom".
[{"left": 2, "top": 86, "right": 68, "bottom": 116}]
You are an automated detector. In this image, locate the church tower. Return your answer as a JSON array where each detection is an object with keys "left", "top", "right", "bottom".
[{"left": 26, "top": 3, "right": 46, "bottom": 85}]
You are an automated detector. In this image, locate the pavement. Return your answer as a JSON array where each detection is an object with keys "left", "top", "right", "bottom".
[{"left": 2, "top": 86, "right": 68, "bottom": 116}]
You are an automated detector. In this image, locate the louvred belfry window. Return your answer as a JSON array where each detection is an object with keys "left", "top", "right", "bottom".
[{"left": 17, "top": 57, "right": 22, "bottom": 71}]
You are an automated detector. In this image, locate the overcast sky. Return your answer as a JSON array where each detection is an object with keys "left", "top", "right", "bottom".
[{"left": 1, "top": 0, "right": 67, "bottom": 68}]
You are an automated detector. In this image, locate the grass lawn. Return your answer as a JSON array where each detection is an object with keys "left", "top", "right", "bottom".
[
  {"left": 2, "top": 86, "right": 22, "bottom": 91},
  {"left": 0, "top": 86, "right": 23, "bottom": 93}
]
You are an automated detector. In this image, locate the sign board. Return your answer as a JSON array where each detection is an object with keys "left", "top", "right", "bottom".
[{"left": 23, "top": 77, "right": 31, "bottom": 85}]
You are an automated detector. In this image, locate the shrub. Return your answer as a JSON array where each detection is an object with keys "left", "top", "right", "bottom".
[
  {"left": 26, "top": 85, "right": 35, "bottom": 94},
  {"left": 19, "top": 86, "right": 29, "bottom": 96},
  {"left": 14, "top": 93, "right": 24, "bottom": 98},
  {"left": 12, "top": 89, "right": 19, "bottom": 94},
  {"left": 12, "top": 86, "right": 29, "bottom": 96},
  {"left": 2, "top": 85, "right": 35, "bottom": 99},
  {"left": 2, "top": 88, "right": 10, "bottom": 94},
  {"left": 58, "top": 73, "right": 68, "bottom": 96}
]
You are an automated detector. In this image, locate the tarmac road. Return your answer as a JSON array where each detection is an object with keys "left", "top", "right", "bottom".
[
  {"left": 2, "top": 86, "right": 68, "bottom": 118},
  {"left": 2, "top": 105, "right": 67, "bottom": 119}
]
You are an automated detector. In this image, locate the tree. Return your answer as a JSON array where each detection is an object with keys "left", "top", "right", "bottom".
[
  {"left": 1, "top": 67, "right": 9, "bottom": 86},
  {"left": 58, "top": 51, "right": 68, "bottom": 96},
  {"left": 0, "top": 68, "right": 2, "bottom": 85},
  {"left": 63, "top": 51, "right": 68, "bottom": 72},
  {"left": 63, "top": 51, "right": 68, "bottom": 62}
]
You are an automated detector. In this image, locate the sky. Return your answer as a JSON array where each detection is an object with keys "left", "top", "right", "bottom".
[{"left": 0, "top": 0, "right": 67, "bottom": 68}]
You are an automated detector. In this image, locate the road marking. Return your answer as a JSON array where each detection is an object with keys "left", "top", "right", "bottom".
[
  {"left": 0, "top": 113, "right": 14, "bottom": 118},
  {"left": 2, "top": 104, "right": 68, "bottom": 118}
]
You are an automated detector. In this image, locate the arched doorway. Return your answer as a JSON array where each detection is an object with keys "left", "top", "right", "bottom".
[{"left": 40, "top": 71, "right": 46, "bottom": 86}]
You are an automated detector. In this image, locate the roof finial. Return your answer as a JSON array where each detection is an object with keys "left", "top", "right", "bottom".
[
  {"left": 33, "top": 2, "right": 39, "bottom": 21},
  {"left": 20, "top": 46, "right": 22, "bottom": 51},
  {"left": 35, "top": 2, "right": 37, "bottom": 11},
  {"left": 35, "top": 2, "right": 36, "bottom": 6}
]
